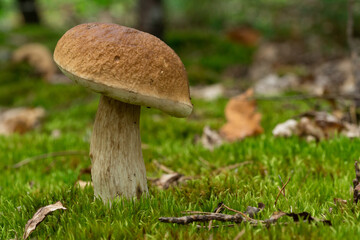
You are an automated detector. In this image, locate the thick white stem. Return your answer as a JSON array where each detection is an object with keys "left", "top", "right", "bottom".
[{"left": 90, "top": 95, "right": 148, "bottom": 202}]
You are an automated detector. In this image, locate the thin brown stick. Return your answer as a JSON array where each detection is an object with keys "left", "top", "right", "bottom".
[
  {"left": 199, "top": 157, "right": 213, "bottom": 168},
  {"left": 213, "top": 161, "right": 253, "bottom": 175},
  {"left": 153, "top": 160, "right": 175, "bottom": 174},
  {"left": 222, "top": 204, "right": 256, "bottom": 222},
  {"left": 274, "top": 176, "right": 292, "bottom": 207},
  {"left": 234, "top": 229, "right": 245, "bottom": 240},
  {"left": 278, "top": 175, "right": 285, "bottom": 196},
  {"left": 159, "top": 213, "right": 245, "bottom": 224},
  {"left": 277, "top": 186, "right": 287, "bottom": 199},
  {"left": 197, "top": 224, "right": 237, "bottom": 229},
  {"left": 181, "top": 211, "right": 214, "bottom": 215},
  {"left": 13, "top": 150, "right": 88, "bottom": 168},
  {"left": 208, "top": 203, "right": 224, "bottom": 230}
]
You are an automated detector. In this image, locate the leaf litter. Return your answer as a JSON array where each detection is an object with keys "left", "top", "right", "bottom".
[
  {"left": 196, "top": 88, "right": 263, "bottom": 150},
  {"left": 159, "top": 202, "right": 331, "bottom": 227},
  {"left": 73, "top": 159, "right": 354, "bottom": 229},
  {"left": 273, "top": 111, "right": 360, "bottom": 141},
  {"left": 23, "top": 201, "right": 66, "bottom": 239},
  {"left": 220, "top": 88, "right": 263, "bottom": 142},
  {"left": 159, "top": 171, "right": 332, "bottom": 228},
  {"left": 0, "top": 107, "right": 45, "bottom": 136},
  {"left": 148, "top": 160, "right": 252, "bottom": 190}
]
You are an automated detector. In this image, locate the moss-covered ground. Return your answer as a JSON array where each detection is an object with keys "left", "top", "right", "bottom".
[{"left": 1, "top": 26, "right": 360, "bottom": 239}]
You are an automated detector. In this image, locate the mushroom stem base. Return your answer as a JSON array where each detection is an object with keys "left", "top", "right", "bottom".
[{"left": 90, "top": 95, "right": 148, "bottom": 202}]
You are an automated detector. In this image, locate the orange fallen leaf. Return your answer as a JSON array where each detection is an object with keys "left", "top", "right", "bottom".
[{"left": 220, "top": 89, "right": 263, "bottom": 142}]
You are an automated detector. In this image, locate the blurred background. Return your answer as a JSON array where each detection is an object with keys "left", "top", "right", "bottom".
[
  {"left": 1, "top": 0, "right": 360, "bottom": 89},
  {"left": 1, "top": 0, "right": 360, "bottom": 133}
]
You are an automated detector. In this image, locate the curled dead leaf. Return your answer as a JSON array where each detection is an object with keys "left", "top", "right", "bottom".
[
  {"left": 23, "top": 201, "right": 66, "bottom": 239},
  {"left": 220, "top": 89, "right": 263, "bottom": 142}
]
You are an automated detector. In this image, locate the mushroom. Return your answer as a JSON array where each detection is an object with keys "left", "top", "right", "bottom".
[{"left": 53, "top": 23, "right": 192, "bottom": 202}]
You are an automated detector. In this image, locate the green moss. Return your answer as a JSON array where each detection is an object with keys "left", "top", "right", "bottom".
[{"left": 1, "top": 28, "right": 359, "bottom": 239}]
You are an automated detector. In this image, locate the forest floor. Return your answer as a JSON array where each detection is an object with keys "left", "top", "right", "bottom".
[{"left": 1, "top": 26, "right": 360, "bottom": 239}]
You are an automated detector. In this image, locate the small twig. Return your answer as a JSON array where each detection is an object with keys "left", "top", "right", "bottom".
[
  {"left": 274, "top": 176, "right": 292, "bottom": 207},
  {"left": 278, "top": 175, "right": 287, "bottom": 198},
  {"left": 13, "top": 150, "right": 88, "bottom": 168},
  {"left": 212, "top": 161, "right": 253, "bottom": 175},
  {"left": 181, "top": 211, "right": 214, "bottom": 215},
  {"left": 222, "top": 204, "right": 256, "bottom": 223},
  {"left": 353, "top": 161, "right": 360, "bottom": 203},
  {"left": 159, "top": 213, "right": 245, "bottom": 224},
  {"left": 153, "top": 160, "right": 175, "bottom": 174},
  {"left": 208, "top": 203, "right": 224, "bottom": 230},
  {"left": 160, "top": 211, "right": 330, "bottom": 226},
  {"left": 196, "top": 224, "right": 236, "bottom": 229},
  {"left": 277, "top": 186, "right": 286, "bottom": 198},
  {"left": 199, "top": 157, "right": 213, "bottom": 169},
  {"left": 233, "top": 229, "right": 245, "bottom": 240}
]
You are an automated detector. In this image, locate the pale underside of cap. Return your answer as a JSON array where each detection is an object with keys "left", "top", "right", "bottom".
[{"left": 54, "top": 23, "right": 192, "bottom": 117}]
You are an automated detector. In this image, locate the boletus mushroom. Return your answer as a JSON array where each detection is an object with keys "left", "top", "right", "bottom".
[{"left": 53, "top": 23, "right": 192, "bottom": 202}]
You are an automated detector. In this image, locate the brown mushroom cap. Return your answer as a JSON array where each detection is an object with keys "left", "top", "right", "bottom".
[{"left": 54, "top": 23, "right": 192, "bottom": 117}]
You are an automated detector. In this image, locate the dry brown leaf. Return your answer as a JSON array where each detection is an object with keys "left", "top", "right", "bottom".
[
  {"left": 220, "top": 89, "right": 263, "bottom": 142},
  {"left": 0, "top": 107, "right": 45, "bottom": 135},
  {"left": 23, "top": 201, "right": 66, "bottom": 239}
]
